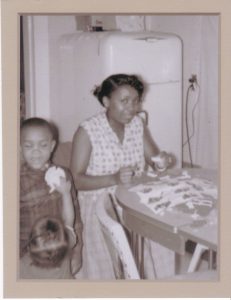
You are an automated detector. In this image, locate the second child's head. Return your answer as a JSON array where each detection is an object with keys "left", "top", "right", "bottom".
[
  {"left": 28, "top": 216, "right": 69, "bottom": 269},
  {"left": 20, "top": 118, "right": 56, "bottom": 170}
]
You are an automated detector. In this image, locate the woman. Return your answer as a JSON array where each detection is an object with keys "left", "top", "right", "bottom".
[{"left": 70, "top": 74, "right": 173, "bottom": 279}]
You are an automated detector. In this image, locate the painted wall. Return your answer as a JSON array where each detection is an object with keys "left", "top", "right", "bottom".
[{"left": 145, "top": 15, "right": 219, "bottom": 169}]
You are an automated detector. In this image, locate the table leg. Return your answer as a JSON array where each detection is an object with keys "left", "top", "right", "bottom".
[
  {"left": 174, "top": 253, "right": 182, "bottom": 275},
  {"left": 130, "top": 231, "right": 134, "bottom": 254},
  {"left": 139, "top": 236, "right": 144, "bottom": 279},
  {"left": 187, "top": 243, "right": 208, "bottom": 273},
  {"left": 135, "top": 233, "right": 139, "bottom": 264},
  {"left": 208, "top": 250, "right": 213, "bottom": 269}
]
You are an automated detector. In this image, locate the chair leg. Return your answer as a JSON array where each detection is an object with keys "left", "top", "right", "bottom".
[
  {"left": 174, "top": 253, "right": 182, "bottom": 275},
  {"left": 187, "top": 243, "right": 208, "bottom": 273}
]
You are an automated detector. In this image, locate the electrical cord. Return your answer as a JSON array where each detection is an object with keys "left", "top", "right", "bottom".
[
  {"left": 183, "top": 81, "right": 200, "bottom": 168},
  {"left": 184, "top": 84, "right": 201, "bottom": 145}
]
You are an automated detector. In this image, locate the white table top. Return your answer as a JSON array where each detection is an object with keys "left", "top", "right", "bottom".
[{"left": 115, "top": 168, "right": 218, "bottom": 251}]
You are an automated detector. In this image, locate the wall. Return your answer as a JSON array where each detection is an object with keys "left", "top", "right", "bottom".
[
  {"left": 145, "top": 15, "right": 219, "bottom": 169},
  {"left": 23, "top": 14, "right": 218, "bottom": 169},
  {"left": 23, "top": 15, "right": 77, "bottom": 119}
]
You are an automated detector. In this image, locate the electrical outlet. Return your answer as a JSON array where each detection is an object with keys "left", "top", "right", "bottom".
[{"left": 189, "top": 74, "right": 197, "bottom": 84}]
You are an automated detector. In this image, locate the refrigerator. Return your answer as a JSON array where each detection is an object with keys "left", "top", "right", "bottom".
[{"left": 57, "top": 31, "right": 183, "bottom": 166}]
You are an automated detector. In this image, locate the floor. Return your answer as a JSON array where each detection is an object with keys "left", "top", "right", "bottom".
[
  {"left": 74, "top": 245, "right": 217, "bottom": 280},
  {"left": 179, "top": 240, "right": 217, "bottom": 272},
  {"left": 170, "top": 242, "right": 218, "bottom": 281},
  {"left": 177, "top": 249, "right": 209, "bottom": 274}
]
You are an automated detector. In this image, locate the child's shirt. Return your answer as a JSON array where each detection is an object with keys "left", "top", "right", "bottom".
[{"left": 20, "top": 162, "right": 83, "bottom": 258}]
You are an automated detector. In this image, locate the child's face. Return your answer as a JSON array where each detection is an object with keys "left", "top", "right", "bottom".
[{"left": 21, "top": 126, "right": 56, "bottom": 170}]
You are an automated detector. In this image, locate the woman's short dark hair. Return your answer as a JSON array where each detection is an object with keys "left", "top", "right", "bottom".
[{"left": 93, "top": 74, "right": 144, "bottom": 106}]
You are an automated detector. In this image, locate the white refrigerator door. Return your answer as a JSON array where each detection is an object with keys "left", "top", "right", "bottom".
[{"left": 100, "top": 32, "right": 182, "bottom": 84}]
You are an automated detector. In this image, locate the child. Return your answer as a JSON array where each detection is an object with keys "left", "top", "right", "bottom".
[
  {"left": 20, "top": 216, "right": 75, "bottom": 279},
  {"left": 20, "top": 117, "right": 82, "bottom": 279}
]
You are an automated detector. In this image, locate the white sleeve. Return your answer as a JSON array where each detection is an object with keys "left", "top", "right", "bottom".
[{"left": 65, "top": 225, "right": 77, "bottom": 248}]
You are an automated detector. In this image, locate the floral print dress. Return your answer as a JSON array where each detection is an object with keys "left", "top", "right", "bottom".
[{"left": 77, "top": 111, "right": 174, "bottom": 279}]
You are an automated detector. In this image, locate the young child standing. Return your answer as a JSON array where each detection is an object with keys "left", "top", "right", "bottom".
[{"left": 20, "top": 117, "right": 82, "bottom": 279}]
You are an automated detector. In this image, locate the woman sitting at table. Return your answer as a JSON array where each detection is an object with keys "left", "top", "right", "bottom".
[{"left": 70, "top": 73, "right": 173, "bottom": 279}]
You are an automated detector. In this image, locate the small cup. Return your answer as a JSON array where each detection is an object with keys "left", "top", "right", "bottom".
[{"left": 151, "top": 152, "right": 168, "bottom": 172}]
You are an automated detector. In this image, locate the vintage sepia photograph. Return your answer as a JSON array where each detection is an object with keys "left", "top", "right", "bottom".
[
  {"left": 19, "top": 14, "right": 219, "bottom": 280},
  {"left": 2, "top": 0, "right": 231, "bottom": 298}
]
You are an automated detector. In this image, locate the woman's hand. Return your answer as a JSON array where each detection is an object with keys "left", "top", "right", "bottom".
[
  {"left": 115, "top": 167, "right": 135, "bottom": 185},
  {"left": 151, "top": 151, "right": 175, "bottom": 172}
]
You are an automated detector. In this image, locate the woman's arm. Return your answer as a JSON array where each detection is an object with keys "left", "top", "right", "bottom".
[
  {"left": 70, "top": 127, "right": 123, "bottom": 190},
  {"left": 143, "top": 123, "right": 175, "bottom": 171}
]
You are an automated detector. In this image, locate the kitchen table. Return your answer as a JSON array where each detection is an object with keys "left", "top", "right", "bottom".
[{"left": 115, "top": 168, "right": 218, "bottom": 278}]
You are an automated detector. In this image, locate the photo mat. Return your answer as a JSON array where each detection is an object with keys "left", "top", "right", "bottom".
[{"left": 2, "top": 0, "right": 231, "bottom": 297}]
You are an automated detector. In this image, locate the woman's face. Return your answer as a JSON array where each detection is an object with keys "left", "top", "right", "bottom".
[{"left": 103, "top": 85, "right": 141, "bottom": 125}]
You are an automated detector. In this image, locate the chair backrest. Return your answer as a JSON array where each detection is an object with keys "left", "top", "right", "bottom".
[
  {"left": 95, "top": 197, "right": 140, "bottom": 280},
  {"left": 52, "top": 141, "right": 72, "bottom": 168}
]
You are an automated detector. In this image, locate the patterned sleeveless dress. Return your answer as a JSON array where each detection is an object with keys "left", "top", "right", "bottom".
[{"left": 77, "top": 111, "right": 174, "bottom": 279}]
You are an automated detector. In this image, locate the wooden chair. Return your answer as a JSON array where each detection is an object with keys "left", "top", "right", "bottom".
[{"left": 52, "top": 141, "right": 72, "bottom": 168}]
